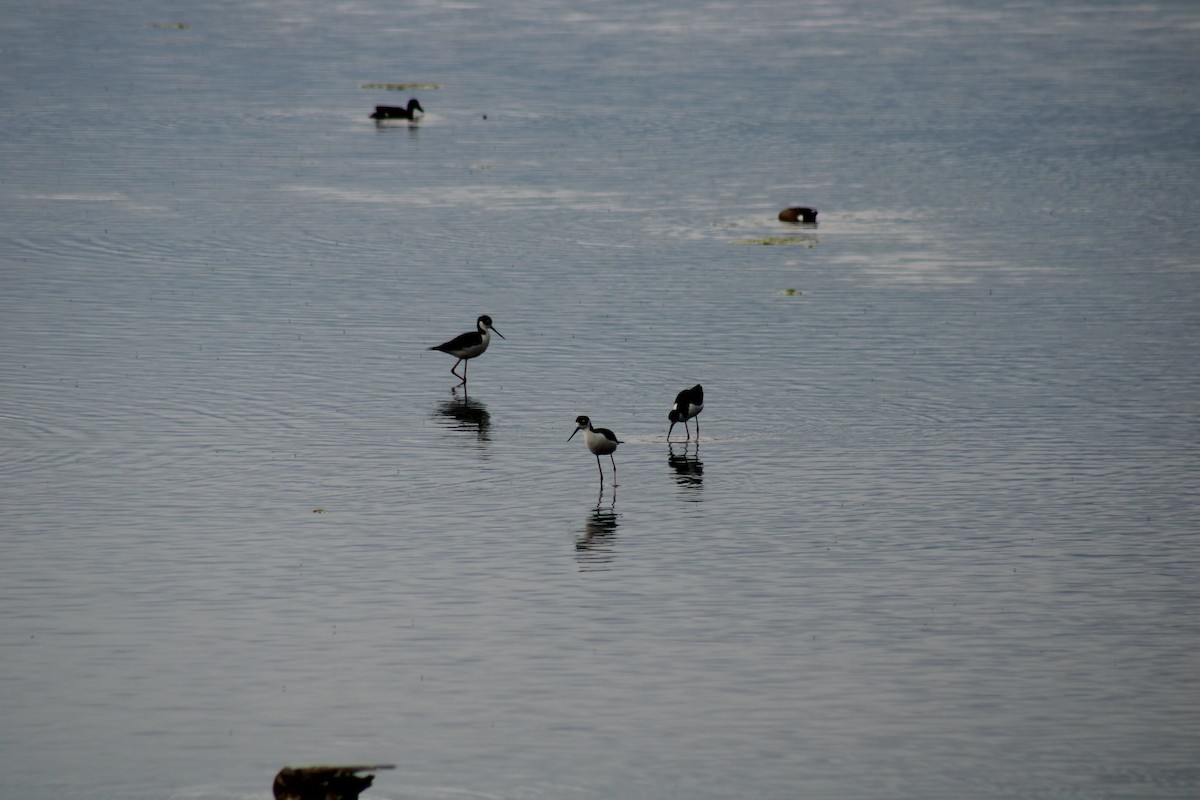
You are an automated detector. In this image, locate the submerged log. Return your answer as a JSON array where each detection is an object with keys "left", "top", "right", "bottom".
[{"left": 273, "top": 764, "right": 395, "bottom": 800}]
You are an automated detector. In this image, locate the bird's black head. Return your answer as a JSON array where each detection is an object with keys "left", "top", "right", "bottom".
[
  {"left": 568, "top": 415, "right": 591, "bottom": 441},
  {"left": 478, "top": 315, "right": 505, "bottom": 338}
]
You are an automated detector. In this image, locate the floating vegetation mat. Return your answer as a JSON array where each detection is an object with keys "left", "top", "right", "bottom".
[
  {"left": 778, "top": 288, "right": 804, "bottom": 296},
  {"left": 361, "top": 83, "right": 441, "bottom": 91},
  {"left": 734, "top": 236, "right": 818, "bottom": 247},
  {"left": 149, "top": 21, "right": 190, "bottom": 29}
]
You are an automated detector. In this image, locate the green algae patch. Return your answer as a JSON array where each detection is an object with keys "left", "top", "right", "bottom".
[
  {"left": 149, "top": 22, "right": 190, "bottom": 29},
  {"left": 779, "top": 288, "right": 804, "bottom": 296},
  {"left": 735, "top": 236, "right": 817, "bottom": 247},
  {"left": 361, "top": 83, "right": 441, "bottom": 91}
]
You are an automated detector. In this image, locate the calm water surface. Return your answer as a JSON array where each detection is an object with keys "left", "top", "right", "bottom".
[{"left": 2, "top": 1, "right": 1199, "bottom": 799}]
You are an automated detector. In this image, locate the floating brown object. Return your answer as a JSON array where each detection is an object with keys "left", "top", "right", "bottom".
[
  {"left": 273, "top": 764, "right": 395, "bottom": 800},
  {"left": 778, "top": 206, "right": 818, "bottom": 223}
]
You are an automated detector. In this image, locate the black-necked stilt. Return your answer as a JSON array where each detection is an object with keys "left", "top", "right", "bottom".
[
  {"left": 370, "top": 98, "right": 425, "bottom": 120},
  {"left": 667, "top": 384, "right": 704, "bottom": 441},
  {"left": 569, "top": 415, "right": 623, "bottom": 485},
  {"left": 779, "top": 206, "right": 818, "bottom": 223},
  {"left": 428, "top": 315, "right": 504, "bottom": 386}
]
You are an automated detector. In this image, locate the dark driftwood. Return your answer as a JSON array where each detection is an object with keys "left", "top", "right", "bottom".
[{"left": 273, "top": 764, "right": 395, "bottom": 800}]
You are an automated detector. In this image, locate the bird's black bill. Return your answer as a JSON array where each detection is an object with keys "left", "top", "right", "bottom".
[{"left": 568, "top": 427, "right": 579, "bottom": 441}]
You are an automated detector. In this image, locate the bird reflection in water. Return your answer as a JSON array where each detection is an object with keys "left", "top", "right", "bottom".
[
  {"left": 576, "top": 498, "right": 620, "bottom": 570},
  {"left": 433, "top": 395, "right": 491, "bottom": 444},
  {"left": 667, "top": 443, "right": 704, "bottom": 497}
]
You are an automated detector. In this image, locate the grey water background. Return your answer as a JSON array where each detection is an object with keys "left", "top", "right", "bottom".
[{"left": 2, "top": 0, "right": 1199, "bottom": 798}]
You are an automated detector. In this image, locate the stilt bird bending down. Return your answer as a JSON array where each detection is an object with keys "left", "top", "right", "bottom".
[{"left": 667, "top": 384, "right": 704, "bottom": 441}]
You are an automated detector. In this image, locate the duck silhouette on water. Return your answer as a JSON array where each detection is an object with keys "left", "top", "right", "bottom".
[{"left": 370, "top": 98, "right": 425, "bottom": 120}]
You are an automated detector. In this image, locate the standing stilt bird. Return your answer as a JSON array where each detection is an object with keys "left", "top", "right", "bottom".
[
  {"left": 667, "top": 384, "right": 704, "bottom": 441},
  {"left": 569, "top": 415, "right": 623, "bottom": 486},
  {"left": 428, "top": 315, "right": 504, "bottom": 387}
]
